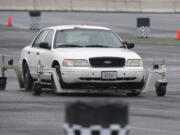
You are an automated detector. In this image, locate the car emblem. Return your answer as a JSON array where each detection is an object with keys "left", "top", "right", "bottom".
[{"left": 104, "top": 60, "right": 112, "bottom": 64}]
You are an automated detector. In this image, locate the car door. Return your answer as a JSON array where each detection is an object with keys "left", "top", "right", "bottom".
[
  {"left": 38, "top": 29, "right": 55, "bottom": 80},
  {"left": 29, "top": 29, "right": 49, "bottom": 78}
]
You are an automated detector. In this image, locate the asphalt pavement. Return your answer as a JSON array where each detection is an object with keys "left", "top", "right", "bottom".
[
  {"left": 0, "top": 12, "right": 180, "bottom": 135},
  {"left": 0, "top": 11, "right": 180, "bottom": 38}
]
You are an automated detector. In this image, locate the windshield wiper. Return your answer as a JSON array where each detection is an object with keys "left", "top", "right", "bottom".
[
  {"left": 85, "top": 45, "right": 109, "bottom": 48},
  {"left": 57, "top": 44, "right": 83, "bottom": 48}
]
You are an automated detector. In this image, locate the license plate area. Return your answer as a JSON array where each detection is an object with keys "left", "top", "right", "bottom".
[{"left": 102, "top": 71, "right": 117, "bottom": 80}]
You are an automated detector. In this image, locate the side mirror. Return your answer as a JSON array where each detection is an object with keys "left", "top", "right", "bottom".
[
  {"left": 122, "top": 41, "right": 135, "bottom": 49},
  {"left": 39, "top": 42, "right": 50, "bottom": 50}
]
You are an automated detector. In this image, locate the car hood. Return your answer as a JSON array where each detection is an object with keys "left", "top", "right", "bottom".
[{"left": 54, "top": 48, "right": 142, "bottom": 59}]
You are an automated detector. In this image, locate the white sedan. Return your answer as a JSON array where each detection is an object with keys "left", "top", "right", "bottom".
[{"left": 20, "top": 25, "right": 144, "bottom": 95}]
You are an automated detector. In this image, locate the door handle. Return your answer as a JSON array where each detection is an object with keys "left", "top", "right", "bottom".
[
  {"left": 27, "top": 51, "right": 30, "bottom": 54},
  {"left": 36, "top": 52, "right": 40, "bottom": 55}
]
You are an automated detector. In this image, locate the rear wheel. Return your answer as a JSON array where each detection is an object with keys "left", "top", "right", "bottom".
[{"left": 23, "top": 63, "right": 33, "bottom": 91}]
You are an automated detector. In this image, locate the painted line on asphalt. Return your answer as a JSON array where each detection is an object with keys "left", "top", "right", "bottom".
[
  {"left": 131, "top": 126, "right": 180, "bottom": 135},
  {"left": 131, "top": 107, "right": 180, "bottom": 115}
]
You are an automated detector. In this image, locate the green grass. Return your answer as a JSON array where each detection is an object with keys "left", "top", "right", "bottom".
[{"left": 125, "top": 36, "right": 180, "bottom": 45}]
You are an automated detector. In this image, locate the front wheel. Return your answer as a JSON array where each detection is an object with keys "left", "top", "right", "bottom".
[
  {"left": 23, "top": 64, "right": 33, "bottom": 91},
  {"left": 52, "top": 65, "right": 67, "bottom": 92}
]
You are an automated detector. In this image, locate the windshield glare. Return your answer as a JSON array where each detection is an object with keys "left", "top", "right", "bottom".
[{"left": 54, "top": 29, "right": 123, "bottom": 48}]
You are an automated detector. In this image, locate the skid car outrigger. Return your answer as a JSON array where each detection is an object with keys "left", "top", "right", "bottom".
[
  {"left": 0, "top": 56, "right": 168, "bottom": 96},
  {"left": 0, "top": 56, "right": 24, "bottom": 90}
]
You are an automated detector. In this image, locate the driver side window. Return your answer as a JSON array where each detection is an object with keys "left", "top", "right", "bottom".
[{"left": 32, "top": 30, "right": 49, "bottom": 48}]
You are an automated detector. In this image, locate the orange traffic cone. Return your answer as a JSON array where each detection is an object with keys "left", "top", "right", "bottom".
[
  {"left": 177, "top": 29, "right": 180, "bottom": 40},
  {"left": 8, "top": 16, "right": 12, "bottom": 26}
]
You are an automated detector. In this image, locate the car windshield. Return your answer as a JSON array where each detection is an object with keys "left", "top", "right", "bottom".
[{"left": 54, "top": 29, "right": 124, "bottom": 48}]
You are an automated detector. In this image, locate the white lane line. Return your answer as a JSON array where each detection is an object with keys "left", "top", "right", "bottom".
[
  {"left": 131, "top": 126, "right": 180, "bottom": 135},
  {"left": 130, "top": 107, "right": 180, "bottom": 115},
  {"left": 166, "top": 95, "right": 180, "bottom": 98}
]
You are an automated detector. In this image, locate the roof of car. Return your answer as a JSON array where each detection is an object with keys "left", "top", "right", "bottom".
[{"left": 44, "top": 25, "right": 111, "bottom": 31}]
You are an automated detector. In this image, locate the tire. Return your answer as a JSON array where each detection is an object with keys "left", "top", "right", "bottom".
[
  {"left": 23, "top": 63, "right": 33, "bottom": 91},
  {"left": 0, "top": 77, "right": 7, "bottom": 90},
  {"left": 52, "top": 65, "right": 67, "bottom": 91},
  {"left": 32, "top": 83, "right": 42, "bottom": 96},
  {"left": 156, "top": 85, "right": 166, "bottom": 96}
]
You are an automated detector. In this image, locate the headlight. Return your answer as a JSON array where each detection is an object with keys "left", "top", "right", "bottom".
[
  {"left": 126, "top": 59, "right": 143, "bottom": 67},
  {"left": 63, "top": 59, "right": 89, "bottom": 67}
]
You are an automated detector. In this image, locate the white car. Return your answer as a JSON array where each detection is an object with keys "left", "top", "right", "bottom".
[{"left": 20, "top": 25, "right": 144, "bottom": 95}]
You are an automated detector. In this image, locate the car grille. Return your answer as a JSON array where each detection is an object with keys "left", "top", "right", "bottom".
[{"left": 89, "top": 57, "right": 125, "bottom": 68}]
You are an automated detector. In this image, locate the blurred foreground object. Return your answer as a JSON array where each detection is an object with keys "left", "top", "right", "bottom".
[{"left": 64, "top": 101, "right": 129, "bottom": 135}]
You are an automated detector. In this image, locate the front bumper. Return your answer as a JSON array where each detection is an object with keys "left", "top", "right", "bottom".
[{"left": 61, "top": 67, "right": 144, "bottom": 84}]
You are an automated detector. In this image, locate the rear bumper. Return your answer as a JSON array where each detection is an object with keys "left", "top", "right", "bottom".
[{"left": 61, "top": 67, "right": 144, "bottom": 84}]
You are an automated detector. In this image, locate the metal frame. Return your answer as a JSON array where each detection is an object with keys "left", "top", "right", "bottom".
[
  {"left": 0, "top": 56, "right": 24, "bottom": 88},
  {"left": 0, "top": 56, "right": 167, "bottom": 95},
  {"left": 34, "top": 60, "right": 167, "bottom": 95},
  {"left": 141, "top": 63, "right": 167, "bottom": 94}
]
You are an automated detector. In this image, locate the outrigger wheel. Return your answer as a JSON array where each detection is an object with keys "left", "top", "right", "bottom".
[
  {"left": 0, "top": 77, "right": 7, "bottom": 90},
  {"left": 155, "top": 81, "right": 168, "bottom": 96},
  {"left": 32, "top": 82, "right": 42, "bottom": 96}
]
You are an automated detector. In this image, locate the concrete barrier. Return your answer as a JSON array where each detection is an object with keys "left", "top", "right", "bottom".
[
  {"left": 0, "top": 0, "right": 72, "bottom": 11},
  {"left": 141, "top": 0, "right": 176, "bottom": 13},
  {"left": 0, "top": 0, "right": 180, "bottom": 13},
  {"left": 72, "top": 0, "right": 107, "bottom": 11}
]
